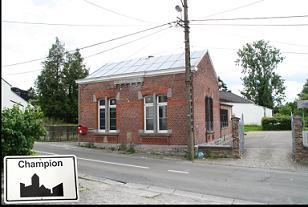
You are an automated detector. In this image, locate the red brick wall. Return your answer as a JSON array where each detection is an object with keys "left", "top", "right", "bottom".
[
  {"left": 192, "top": 52, "right": 228, "bottom": 144},
  {"left": 79, "top": 73, "right": 188, "bottom": 145},
  {"left": 79, "top": 52, "right": 232, "bottom": 146}
]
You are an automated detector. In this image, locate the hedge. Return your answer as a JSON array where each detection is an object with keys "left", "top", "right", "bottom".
[
  {"left": 261, "top": 115, "right": 291, "bottom": 130},
  {"left": 1, "top": 105, "right": 46, "bottom": 160}
]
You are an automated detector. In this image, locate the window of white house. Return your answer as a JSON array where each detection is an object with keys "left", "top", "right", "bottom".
[
  {"left": 98, "top": 98, "right": 116, "bottom": 132},
  {"left": 157, "top": 95, "right": 168, "bottom": 132},
  {"left": 98, "top": 99, "right": 106, "bottom": 131},
  {"left": 144, "top": 96, "right": 154, "bottom": 133},
  {"left": 109, "top": 98, "right": 117, "bottom": 132}
]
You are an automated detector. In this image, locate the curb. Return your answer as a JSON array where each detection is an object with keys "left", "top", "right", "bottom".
[{"left": 78, "top": 174, "right": 263, "bottom": 204}]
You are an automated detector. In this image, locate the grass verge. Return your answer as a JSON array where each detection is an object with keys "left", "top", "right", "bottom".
[{"left": 244, "top": 125, "right": 263, "bottom": 132}]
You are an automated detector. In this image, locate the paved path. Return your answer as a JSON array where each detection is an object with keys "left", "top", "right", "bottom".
[{"left": 201, "top": 131, "right": 308, "bottom": 171}]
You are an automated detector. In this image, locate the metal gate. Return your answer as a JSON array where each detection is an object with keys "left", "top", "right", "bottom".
[{"left": 239, "top": 114, "right": 245, "bottom": 154}]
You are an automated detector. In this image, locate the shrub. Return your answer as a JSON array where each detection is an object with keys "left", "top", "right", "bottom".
[
  {"left": 1, "top": 105, "right": 46, "bottom": 159},
  {"left": 261, "top": 114, "right": 291, "bottom": 130}
]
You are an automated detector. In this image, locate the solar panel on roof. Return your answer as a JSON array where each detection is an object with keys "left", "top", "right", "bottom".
[{"left": 85, "top": 50, "right": 206, "bottom": 79}]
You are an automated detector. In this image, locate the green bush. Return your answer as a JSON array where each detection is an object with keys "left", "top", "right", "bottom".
[
  {"left": 261, "top": 114, "right": 291, "bottom": 130},
  {"left": 1, "top": 105, "right": 46, "bottom": 159}
]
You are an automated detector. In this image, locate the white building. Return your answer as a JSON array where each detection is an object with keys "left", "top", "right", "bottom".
[
  {"left": 219, "top": 91, "right": 272, "bottom": 125},
  {"left": 1, "top": 78, "right": 29, "bottom": 110}
]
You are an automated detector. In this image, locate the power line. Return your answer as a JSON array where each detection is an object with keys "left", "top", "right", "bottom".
[
  {"left": 124, "top": 27, "right": 175, "bottom": 60},
  {"left": 191, "top": 14, "right": 308, "bottom": 22},
  {"left": 200, "top": 0, "right": 264, "bottom": 19},
  {"left": 74, "top": 22, "right": 174, "bottom": 51},
  {"left": 4, "top": 69, "right": 41, "bottom": 76},
  {"left": 3, "top": 26, "right": 173, "bottom": 75},
  {"left": 191, "top": 23, "right": 308, "bottom": 27},
  {"left": 3, "top": 22, "right": 174, "bottom": 67},
  {"left": 82, "top": 0, "right": 152, "bottom": 24},
  {"left": 85, "top": 26, "right": 172, "bottom": 58},
  {"left": 2, "top": 20, "right": 149, "bottom": 27},
  {"left": 206, "top": 47, "right": 308, "bottom": 55}
]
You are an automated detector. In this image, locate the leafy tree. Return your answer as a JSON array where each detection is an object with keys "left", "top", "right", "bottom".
[
  {"left": 1, "top": 105, "right": 46, "bottom": 159},
  {"left": 218, "top": 76, "right": 228, "bottom": 91},
  {"left": 35, "top": 38, "right": 88, "bottom": 123},
  {"left": 236, "top": 40, "right": 286, "bottom": 109},
  {"left": 296, "top": 79, "right": 308, "bottom": 127},
  {"left": 276, "top": 102, "right": 297, "bottom": 116},
  {"left": 63, "top": 49, "right": 89, "bottom": 123},
  {"left": 297, "top": 78, "right": 308, "bottom": 100}
]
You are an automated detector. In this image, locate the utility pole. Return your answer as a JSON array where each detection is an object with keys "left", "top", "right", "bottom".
[{"left": 182, "top": 0, "right": 194, "bottom": 161}]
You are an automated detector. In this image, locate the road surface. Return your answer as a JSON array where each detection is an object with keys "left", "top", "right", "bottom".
[{"left": 33, "top": 141, "right": 308, "bottom": 204}]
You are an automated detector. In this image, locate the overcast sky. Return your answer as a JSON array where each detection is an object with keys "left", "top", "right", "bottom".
[{"left": 2, "top": 0, "right": 308, "bottom": 104}]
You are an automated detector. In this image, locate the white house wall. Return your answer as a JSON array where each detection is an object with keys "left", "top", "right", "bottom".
[
  {"left": 221, "top": 102, "right": 272, "bottom": 125},
  {"left": 1, "top": 79, "right": 29, "bottom": 110}
]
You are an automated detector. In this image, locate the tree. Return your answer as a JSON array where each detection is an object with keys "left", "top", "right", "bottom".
[
  {"left": 36, "top": 37, "right": 66, "bottom": 121},
  {"left": 63, "top": 49, "right": 89, "bottom": 123},
  {"left": 218, "top": 76, "right": 228, "bottom": 91},
  {"left": 236, "top": 40, "right": 286, "bottom": 109},
  {"left": 298, "top": 78, "right": 308, "bottom": 100},
  {"left": 35, "top": 38, "right": 89, "bottom": 123}
]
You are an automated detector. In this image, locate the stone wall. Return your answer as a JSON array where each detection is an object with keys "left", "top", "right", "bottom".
[
  {"left": 78, "top": 141, "right": 187, "bottom": 156},
  {"left": 293, "top": 117, "right": 308, "bottom": 162},
  {"left": 198, "top": 117, "right": 242, "bottom": 159}
]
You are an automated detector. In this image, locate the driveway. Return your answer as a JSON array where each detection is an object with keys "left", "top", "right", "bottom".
[{"left": 201, "top": 131, "right": 308, "bottom": 171}]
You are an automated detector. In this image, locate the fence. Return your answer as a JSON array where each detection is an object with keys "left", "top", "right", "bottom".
[{"left": 40, "top": 125, "right": 78, "bottom": 142}]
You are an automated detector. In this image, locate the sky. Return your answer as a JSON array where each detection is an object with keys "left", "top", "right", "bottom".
[{"left": 2, "top": 0, "right": 308, "bottom": 104}]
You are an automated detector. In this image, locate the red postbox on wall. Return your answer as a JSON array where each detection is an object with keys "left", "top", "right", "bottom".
[{"left": 77, "top": 125, "right": 88, "bottom": 135}]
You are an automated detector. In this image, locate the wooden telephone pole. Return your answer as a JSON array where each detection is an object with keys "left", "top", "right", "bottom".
[{"left": 183, "top": 0, "right": 194, "bottom": 160}]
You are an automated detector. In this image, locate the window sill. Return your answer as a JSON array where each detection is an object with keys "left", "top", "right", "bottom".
[
  {"left": 90, "top": 129, "right": 120, "bottom": 136},
  {"left": 139, "top": 130, "right": 172, "bottom": 137},
  {"left": 206, "top": 130, "right": 215, "bottom": 134},
  {"left": 220, "top": 126, "right": 229, "bottom": 129}
]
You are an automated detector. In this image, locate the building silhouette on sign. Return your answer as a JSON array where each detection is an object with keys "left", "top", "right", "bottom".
[{"left": 20, "top": 173, "right": 63, "bottom": 197}]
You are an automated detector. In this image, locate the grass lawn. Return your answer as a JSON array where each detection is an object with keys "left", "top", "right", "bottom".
[{"left": 244, "top": 125, "right": 263, "bottom": 132}]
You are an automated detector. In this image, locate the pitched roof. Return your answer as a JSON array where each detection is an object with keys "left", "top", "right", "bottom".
[
  {"left": 219, "top": 91, "right": 253, "bottom": 104},
  {"left": 77, "top": 50, "right": 207, "bottom": 84}
]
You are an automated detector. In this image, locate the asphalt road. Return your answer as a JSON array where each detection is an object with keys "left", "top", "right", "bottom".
[{"left": 33, "top": 142, "right": 308, "bottom": 204}]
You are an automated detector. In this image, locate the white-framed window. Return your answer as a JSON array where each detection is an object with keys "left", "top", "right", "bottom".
[
  {"left": 144, "top": 95, "right": 168, "bottom": 133},
  {"left": 98, "top": 98, "right": 117, "bottom": 132},
  {"left": 157, "top": 95, "right": 168, "bottom": 133},
  {"left": 98, "top": 99, "right": 106, "bottom": 132},
  {"left": 144, "top": 96, "right": 155, "bottom": 133},
  {"left": 109, "top": 98, "right": 117, "bottom": 132}
]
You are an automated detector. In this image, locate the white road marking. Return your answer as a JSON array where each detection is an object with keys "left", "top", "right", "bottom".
[
  {"left": 77, "top": 157, "right": 149, "bottom": 169},
  {"left": 34, "top": 150, "right": 149, "bottom": 169},
  {"left": 167, "top": 170, "right": 189, "bottom": 174},
  {"left": 34, "top": 150, "right": 57, "bottom": 155}
]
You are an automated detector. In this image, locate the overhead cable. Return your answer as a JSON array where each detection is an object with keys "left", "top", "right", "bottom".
[
  {"left": 82, "top": 0, "right": 152, "bottom": 24},
  {"left": 2, "top": 20, "right": 150, "bottom": 27},
  {"left": 3, "top": 22, "right": 174, "bottom": 67},
  {"left": 191, "top": 14, "right": 308, "bottom": 22}
]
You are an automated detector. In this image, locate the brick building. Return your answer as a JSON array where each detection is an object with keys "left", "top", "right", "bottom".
[{"left": 76, "top": 50, "right": 232, "bottom": 153}]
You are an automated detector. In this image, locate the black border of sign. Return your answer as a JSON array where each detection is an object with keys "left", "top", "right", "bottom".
[{"left": 5, "top": 155, "right": 79, "bottom": 203}]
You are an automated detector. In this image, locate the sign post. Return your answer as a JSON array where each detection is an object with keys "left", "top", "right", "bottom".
[{"left": 4, "top": 155, "right": 79, "bottom": 204}]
